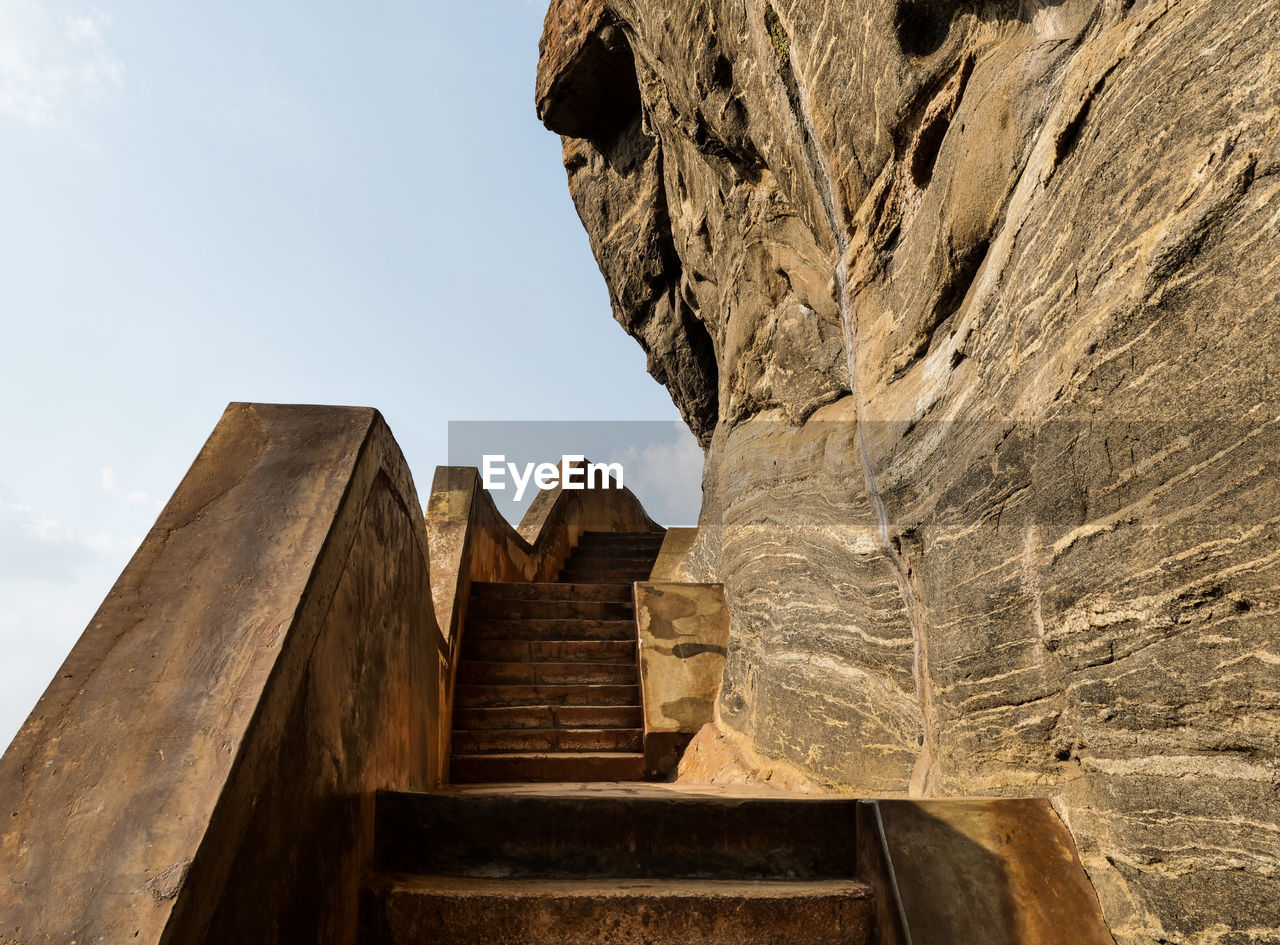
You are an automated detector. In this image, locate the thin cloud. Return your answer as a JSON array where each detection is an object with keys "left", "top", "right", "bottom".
[
  {"left": 0, "top": 0, "right": 124, "bottom": 128},
  {"left": 0, "top": 488, "right": 150, "bottom": 749},
  {"left": 0, "top": 534, "right": 127, "bottom": 752},
  {"left": 101, "top": 465, "right": 162, "bottom": 509},
  {"left": 609, "top": 424, "right": 704, "bottom": 526},
  {"left": 0, "top": 499, "right": 131, "bottom": 581}
]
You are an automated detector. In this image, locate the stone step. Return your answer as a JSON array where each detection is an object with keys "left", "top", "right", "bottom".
[
  {"left": 559, "top": 568, "right": 653, "bottom": 583},
  {"left": 462, "top": 639, "right": 636, "bottom": 664},
  {"left": 567, "top": 548, "right": 661, "bottom": 561},
  {"left": 453, "top": 684, "right": 641, "bottom": 708},
  {"left": 451, "top": 727, "right": 644, "bottom": 753},
  {"left": 465, "top": 619, "right": 635, "bottom": 642},
  {"left": 469, "top": 598, "right": 633, "bottom": 621},
  {"left": 449, "top": 752, "right": 645, "bottom": 783},
  {"left": 470, "top": 581, "right": 633, "bottom": 602},
  {"left": 363, "top": 874, "right": 874, "bottom": 945},
  {"left": 374, "top": 788, "right": 862, "bottom": 880},
  {"left": 458, "top": 660, "right": 638, "bottom": 686},
  {"left": 452, "top": 705, "right": 643, "bottom": 731},
  {"left": 578, "top": 530, "right": 666, "bottom": 545},
  {"left": 564, "top": 549, "right": 662, "bottom": 563}
]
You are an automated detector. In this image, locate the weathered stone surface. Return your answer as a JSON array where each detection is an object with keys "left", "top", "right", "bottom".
[
  {"left": 0, "top": 404, "right": 441, "bottom": 945},
  {"left": 635, "top": 581, "right": 731, "bottom": 775},
  {"left": 364, "top": 782, "right": 875, "bottom": 945},
  {"left": 373, "top": 783, "right": 864, "bottom": 879},
  {"left": 367, "top": 875, "right": 874, "bottom": 945},
  {"left": 858, "top": 798, "right": 1114, "bottom": 945},
  {"left": 649, "top": 526, "right": 699, "bottom": 581},
  {"left": 539, "top": 1, "right": 1280, "bottom": 941}
]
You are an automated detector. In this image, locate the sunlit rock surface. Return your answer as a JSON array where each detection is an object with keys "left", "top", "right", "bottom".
[{"left": 538, "top": 1, "right": 1280, "bottom": 942}]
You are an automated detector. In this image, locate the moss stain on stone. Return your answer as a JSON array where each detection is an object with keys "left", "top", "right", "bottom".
[{"left": 763, "top": 4, "right": 791, "bottom": 65}]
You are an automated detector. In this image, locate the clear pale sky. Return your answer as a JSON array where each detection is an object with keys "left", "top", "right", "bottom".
[{"left": 0, "top": 0, "right": 701, "bottom": 751}]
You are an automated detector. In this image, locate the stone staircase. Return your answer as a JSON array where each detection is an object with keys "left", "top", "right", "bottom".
[
  {"left": 449, "top": 531, "right": 665, "bottom": 783},
  {"left": 361, "top": 784, "right": 874, "bottom": 945},
  {"left": 357, "top": 529, "right": 1117, "bottom": 945},
  {"left": 400, "top": 533, "right": 877, "bottom": 943}
]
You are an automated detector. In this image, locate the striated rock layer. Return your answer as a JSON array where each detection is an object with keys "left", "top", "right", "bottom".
[{"left": 537, "top": 1, "right": 1280, "bottom": 942}]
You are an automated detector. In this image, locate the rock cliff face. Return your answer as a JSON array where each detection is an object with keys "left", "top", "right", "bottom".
[{"left": 537, "top": 2, "right": 1280, "bottom": 942}]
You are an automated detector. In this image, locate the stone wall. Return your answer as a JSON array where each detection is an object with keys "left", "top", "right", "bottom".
[
  {"left": 538, "top": 2, "right": 1280, "bottom": 942},
  {"left": 0, "top": 404, "right": 441, "bottom": 945},
  {"left": 635, "top": 580, "right": 731, "bottom": 776}
]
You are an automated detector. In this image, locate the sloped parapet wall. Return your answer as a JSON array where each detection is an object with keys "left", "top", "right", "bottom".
[
  {"left": 0, "top": 403, "right": 442, "bottom": 945},
  {"left": 857, "top": 798, "right": 1115, "bottom": 945},
  {"left": 648, "top": 526, "right": 700, "bottom": 582}
]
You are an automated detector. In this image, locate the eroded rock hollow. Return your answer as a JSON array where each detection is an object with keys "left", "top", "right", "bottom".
[{"left": 537, "top": 1, "right": 1280, "bottom": 942}]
